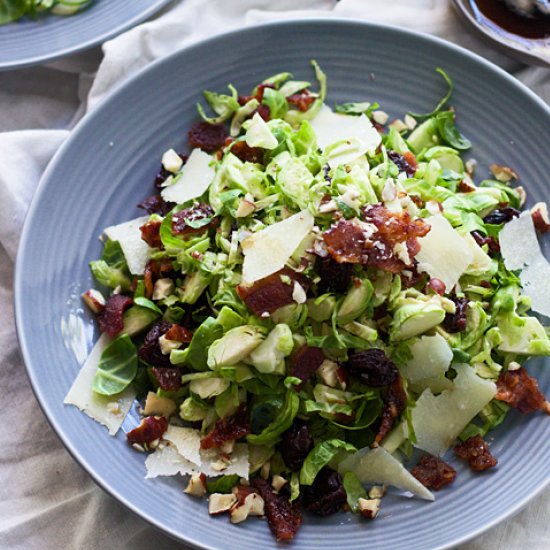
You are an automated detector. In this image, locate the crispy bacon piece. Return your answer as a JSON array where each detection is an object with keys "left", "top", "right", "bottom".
[
  {"left": 237, "top": 269, "right": 309, "bottom": 316},
  {"left": 150, "top": 367, "right": 183, "bottom": 392},
  {"left": 454, "top": 435, "right": 497, "bottom": 471},
  {"left": 495, "top": 367, "right": 548, "bottom": 414},
  {"left": 411, "top": 454, "right": 457, "bottom": 489},
  {"left": 363, "top": 204, "right": 430, "bottom": 273},
  {"left": 322, "top": 220, "right": 367, "bottom": 264},
  {"left": 164, "top": 323, "right": 193, "bottom": 343},
  {"left": 97, "top": 294, "right": 133, "bottom": 337},
  {"left": 230, "top": 140, "right": 265, "bottom": 164},
  {"left": 375, "top": 376, "right": 407, "bottom": 444},
  {"left": 251, "top": 478, "right": 302, "bottom": 541},
  {"left": 291, "top": 345, "right": 325, "bottom": 385},
  {"left": 127, "top": 416, "right": 168, "bottom": 447},
  {"left": 237, "top": 83, "right": 274, "bottom": 105},
  {"left": 287, "top": 91, "right": 316, "bottom": 112},
  {"left": 140, "top": 220, "right": 163, "bottom": 248},
  {"left": 188, "top": 121, "right": 227, "bottom": 153},
  {"left": 255, "top": 104, "right": 271, "bottom": 122},
  {"left": 137, "top": 194, "right": 175, "bottom": 216},
  {"left": 138, "top": 320, "right": 173, "bottom": 368},
  {"left": 200, "top": 404, "right": 251, "bottom": 450},
  {"left": 172, "top": 203, "right": 216, "bottom": 237}
]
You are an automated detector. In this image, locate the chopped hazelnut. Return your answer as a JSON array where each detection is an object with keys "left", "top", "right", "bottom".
[
  {"left": 368, "top": 485, "right": 386, "bottom": 499},
  {"left": 531, "top": 202, "right": 550, "bottom": 234},
  {"left": 82, "top": 289, "right": 106, "bottom": 314},
  {"left": 208, "top": 493, "right": 237, "bottom": 515},
  {"left": 271, "top": 475, "right": 288, "bottom": 493},
  {"left": 372, "top": 110, "right": 389, "bottom": 125},
  {"left": 185, "top": 473, "right": 207, "bottom": 497},
  {"left": 143, "top": 391, "right": 176, "bottom": 417},
  {"left": 490, "top": 163, "right": 518, "bottom": 183},
  {"left": 358, "top": 497, "right": 381, "bottom": 519}
]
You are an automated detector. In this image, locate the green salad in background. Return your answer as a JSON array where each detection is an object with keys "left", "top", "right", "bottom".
[
  {"left": 64, "top": 61, "right": 550, "bottom": 541},
  {"left": 0, "top": 0, "right": 92, "bottom": 24}
]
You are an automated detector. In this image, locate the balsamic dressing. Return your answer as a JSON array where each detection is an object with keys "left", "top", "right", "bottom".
[{"left": 470, "top": 0, "right": 550, "bottom": 40}]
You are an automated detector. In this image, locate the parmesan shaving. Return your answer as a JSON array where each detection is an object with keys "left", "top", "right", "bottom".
[
  {"left": 416, "top": 214, "right": 473, "bottom": 291},
  {"left": 64, "top": 334, "right": 135, "bottom": 435},
  {"left": 241, "top": 210, "right": 314, "bottom": 284},
  {"left": 163, "top": 426, "right": 202, "bottom": 467},
  {"left": 161, "top": 148, "right": 215, "bottom": 205},
  {"left": 499, "top": 211, "right": 550, "bottom": 317},
  {"left": 104, "top": 215, "right": 150, "bottom": 275}
]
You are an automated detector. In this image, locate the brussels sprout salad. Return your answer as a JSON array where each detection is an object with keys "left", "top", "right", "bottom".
[
  {"left": 0, "top": 0, "right": 93, "bottom": 24},
  {"left": 65, "top": 61, "right": 550, "bottom": 541}
]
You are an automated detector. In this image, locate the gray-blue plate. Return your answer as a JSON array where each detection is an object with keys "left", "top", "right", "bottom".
[
  {"left": 15, "top": 19, "right": 550, "bottom": 550},
  {"left": 0, "top": 0, "right": 172, "bottom": 71}
]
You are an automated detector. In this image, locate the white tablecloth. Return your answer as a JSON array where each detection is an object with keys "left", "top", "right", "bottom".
[{"left": 1, "top": 1, "right": 549, "bottom": 548}]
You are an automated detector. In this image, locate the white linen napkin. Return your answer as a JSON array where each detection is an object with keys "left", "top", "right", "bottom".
[{"left": 0, "top": 1, "right": 548, "bottom": 548}]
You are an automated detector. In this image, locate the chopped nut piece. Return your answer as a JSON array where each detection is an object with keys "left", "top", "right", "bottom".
[
  {"left": 372, "top": 110, "right": 389, "bottom": 125},
  {"left": 271, "top": 475, "right": 288, "bottom": 493},
  {"left": 185, "top": 473, "right": 207, "bottom": 497},
  {"left": 465, "top": 158, "right": 477, "bottom": 176},
  {"left": 490, "top": 163, "right": 518, "bottom": 182},
  {"left": 388, "top": 119, "right": 407, "bottom": 133},
  {"left": 248, "top": 493, "right": 265, "bottom": 516},
  {"left": 162, "top": 148, "right": 184, "bottom": 173},
  {"left": 152, "top": 278, "right": 175, "bottom": 300},
  {"left": 106, "top": 401, "right": 121, "bottom": 415},
  {"left": 208, "top": 493, "right": 237, "bottom": 515},
  {"left": 368, "top": 485, "right": 386, "bottom": 499},
  {"left": 531, "top": 202, "right": 550, "bottom": 234},
  {"left": 82, "top": 289, "right": 106, "bottom": 314},
  {"left": 158, "top": 334, "right": 183, "bottom": 356},
  {"left": 143, "top": 391, "right": 177, "bottom": 418},
  {"left": 236, "top": 199, "right": 256, "bottom": 218},
  {"left": 317, "top": 359, "right": 340, "bottom": 388},
  {"left": 220, "top": 439, "right": 235, "bottom": 455},
  {"left": 507, "top": 361, "right": 521, "bottom": 372},
  {"left": 515, "top": 185, "right": 526, "bottom": 207},
  {"left": 292, "top": 281, "right": 307, "bottom": 304},
  {"left": 230, "top": 492, "right": 265, "bottom": 523},
  {"left": 404, "top": 114, "right": 417, "bottom": 130},
  {"left": 358, "top": 497, "right": 381, "bottom": 519}
]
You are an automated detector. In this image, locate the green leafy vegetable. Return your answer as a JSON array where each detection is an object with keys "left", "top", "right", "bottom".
[{"left": 300, "top": 439, "right": 356, "bottom": 485}]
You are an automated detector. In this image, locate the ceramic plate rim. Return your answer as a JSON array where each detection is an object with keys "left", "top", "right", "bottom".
[{"left": 14, "top": 17, "right": 550, "bottom": 550}]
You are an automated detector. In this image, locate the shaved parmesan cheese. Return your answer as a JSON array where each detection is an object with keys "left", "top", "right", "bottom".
[
  {"left": 411, "top": 364, "right": 496, "bottom": 456},
  {"left": 310, "top": 105, "right": 381, "bottom": 167},
  {"left": 201, "top": 444, "right": 250, "bottom": 479},
  {"left": 400, "top": 334, "right": 453, "bottom": 384},
  {"left": 416, "top": 215, "right": 473, "bottom": 291},
  {"left": 241, "top": 210, "right": 314, "bottom": 284},
  {"left": 500, "top": 211, "right": 550, "bottom": 317},
  {"left": 161, "top": 148, "right": 215, "bottom": 205},
  {"left": 64, "top": 334, "right": 135, "bottom": 435},
  {"left": 461, "top": 232, "right": 493, "bottom": 275},
  {"left": 163, "top": 426, "right": 202, "bottom": 467},
  {"left": 338, "top": 446, "right": 434, "bottom": 501},
  {"left": 104, "top": 215, "right": 150, "bottom": 275},
  {"left": 245, "top": 113, "right": 278, "bottom": 149},
  {"left": 145, "top": 443, "right": 198, "bottom": 478}
]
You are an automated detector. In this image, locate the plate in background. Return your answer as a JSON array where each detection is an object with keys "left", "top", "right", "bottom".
[
  {"left": 0, "top": 0, "right": 172, "bottom": 71},
  {"left": 14, "top": 19, "right": 550, "bottom": 550}
]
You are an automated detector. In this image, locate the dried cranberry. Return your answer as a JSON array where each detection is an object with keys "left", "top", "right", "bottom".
[
  {"left": 471, "top": 230, "right": 500, "bottom": 254},
  {"left": 188, "top": 121, "right": 227, "bottom": 153},
  {"left": 291, "top": 345, "right": 325, "bottom": 385},
  {"left": 280, "top": 420, "right": 314, "bottom": 471},
  {"left": 346, "top": 349, "right": 398, "bottom": 387},
  {"left": 138, "top": 320, "right": 173, "bottom": 368},
  {"left": 301, "top": 467, "right": 347, "bottom": 516},
  {"left": 252, "top": 478, "right": 302, "bottom": 541},
  {"left": 137, "top": 194, "right": 175, "bottom": 216},
  {"left": 172, "top": 203, "right": 216, "bottom": 236},
  {"left": 443, "top": 296, "right": 468, "bottom": 333},
  {"left": 388, "top": 150, "right": 416, "bottom": 178},
  {"left": 255, "top": 104, "right": 271, "bottom": 121},
  {"left": 200, "top": 404, "right": 251, "bottom": 449},
  {"left": 427, "top": 277, "right": 446, "bottom": 295},
  {"left": 97, "top": 294, "right": 133, "bottom": 337},
  {"left": 483, "top": 207, "right": 520, "bottom": 225},
  {"left": 151, "top": 367, "right": 183, "bottom": 391},
  {"left": 316, "top": 257, "right": 354, "bottom": 294},
  {"left": 127, "top": 416, "right": 168, "bottom": 446},
  {"left": 230, "top": 140, "right": 265, "bottom": 164}
]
